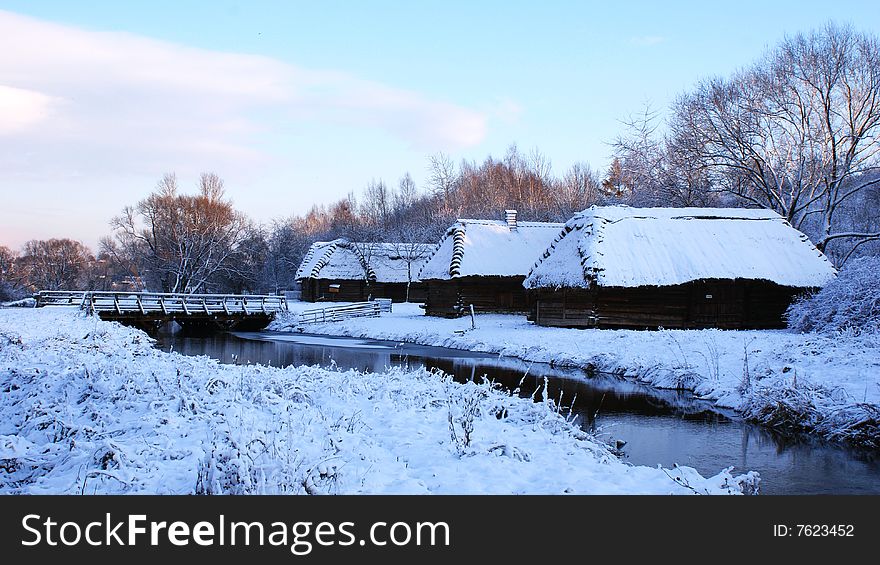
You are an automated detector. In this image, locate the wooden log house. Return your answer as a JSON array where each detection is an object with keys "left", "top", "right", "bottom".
[
  {"left": 418, "top": 210, "right": 564, "bottom": 317},
  {"left": 296, "top": 239, "right": 435, "bottom": 303},
  {"left": 523, "top": 206, "right": 837, "bottom": 329}
]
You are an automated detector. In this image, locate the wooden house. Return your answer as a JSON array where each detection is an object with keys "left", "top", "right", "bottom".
[
  {"left": 296, "top": 240, "right": 435, "bottom": 303},
  {"left": 418, "top": 210, "right": 564, "bottom": 317},
  {"left": 523, "top": 206, "right": 837, "bottom": 329}
]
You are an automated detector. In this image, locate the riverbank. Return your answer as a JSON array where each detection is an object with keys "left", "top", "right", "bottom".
[
  {"left": 0, "top": 308, "right": 757, "bottom": 494},
  {"left": 272, "top": 303, "right": 880, "bottom": 448}
]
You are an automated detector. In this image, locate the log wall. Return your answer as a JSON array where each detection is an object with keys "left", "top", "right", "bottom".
[
  {"left": 424, "top": 276, "right": 530, "bottom": 317},
  {"left": 530, "top": 279, "right": 810, "bottom": 330},
  {"left": 299, "top": 278, "right": 427, "bottom": 303}
]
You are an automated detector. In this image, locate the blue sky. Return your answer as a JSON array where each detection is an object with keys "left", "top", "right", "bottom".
[{"left": 1, "top": 1, "right": 879, "bottom": 249}]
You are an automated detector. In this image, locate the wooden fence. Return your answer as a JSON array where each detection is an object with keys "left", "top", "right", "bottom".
[{"left": 297, "top": 299, "right": 392, "bottom": 324}]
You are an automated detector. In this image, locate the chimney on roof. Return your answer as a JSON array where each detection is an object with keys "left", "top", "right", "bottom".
[{"left": 505, "top": 209, "right": 518, "bottom": 231}]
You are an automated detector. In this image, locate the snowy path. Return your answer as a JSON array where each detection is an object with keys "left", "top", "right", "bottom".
[
  {"left": 0, "top": 308, "right": 756, "bottom": 494},
  {"left": 273, "top": 303, "right": 880, "bottom": 447}
]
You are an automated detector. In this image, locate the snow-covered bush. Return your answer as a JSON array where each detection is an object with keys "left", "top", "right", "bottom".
[{"left": 787, "top": 256, "right": 880, "bottom": 335}]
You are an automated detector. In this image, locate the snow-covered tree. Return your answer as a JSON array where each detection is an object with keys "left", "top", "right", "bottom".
[{"left": 787, "top": 256, "right": 880, "bottom": 334}]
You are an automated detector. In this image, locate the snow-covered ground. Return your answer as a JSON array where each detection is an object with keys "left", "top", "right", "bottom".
[
  {"left": 273, "top": 302, "right": 880, "bottom": 447},
  {"left": 0, "top": 298, "right": 35, "bottom": 308},
  {"left": 0, "top": 308, "right": 758, "bottom": 494}
]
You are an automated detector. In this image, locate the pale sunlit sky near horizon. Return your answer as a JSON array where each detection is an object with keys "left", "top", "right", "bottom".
[{"left": 1, "top": 0, "right": 879, "bottom": 250}]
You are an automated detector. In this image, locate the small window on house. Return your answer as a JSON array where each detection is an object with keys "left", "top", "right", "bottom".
[{"left": 329, "top": 284, "right": 341, "bottom": 293}]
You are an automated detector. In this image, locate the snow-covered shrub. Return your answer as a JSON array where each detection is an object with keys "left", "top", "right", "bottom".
[{"left": 787, "top": 256, "right": 880, "bottom": 335}]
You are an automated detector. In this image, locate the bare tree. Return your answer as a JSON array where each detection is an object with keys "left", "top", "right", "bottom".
[
  {"left": 428, "top": 152, "right": 458, "bottom": 214},
  {"left": 556, "top": 162, "right": 601, "bottom": 216},
  {"left": 609, "top": 104, "right": 664, "bottom": 205},
  {"left": 670, "top": 23, "right": 880, "bottom": 260},
  {"left": 601, "top": 157, "right": 630, "bottom": 201},
  {"left": 99, "top": 236, "right": 147, "bottom": 291},
  {"left": 661, "top": 125, "right": 716, "bottom": 207},
  {"left": 822, "top": 171, "right": 880, "bottom": 263},
  {"left": 269, "top": 145, "right": 607, "bottom": 280},
  {"left": 390, "top": 224, "right": 436, "bottom": 302},
  {"left": 0, "top": 245, "right": 25, "bottom": 300},
  {"left": 264, "top": 220, "right": 311, "bottom": 293},
  {"left": 109, "top": 173, "right": 249, "bottom": 293},
  {"left": 393, "top": 172, "right": 418, "bottom": 215},
  {"left": 362, "top": 179, "right": 391, "bottom": 228},
  {"left": 329, "top": 193, "right": 359, "bottom": 234},
  {"left": 18, "top": 239, "right": 94, "bottom": 291},
  {"left": 611, "top": 103, "right": 717, "bottom": 208},
  {"left": 217, "top": 225, "right": 270, "bottom": 294}
]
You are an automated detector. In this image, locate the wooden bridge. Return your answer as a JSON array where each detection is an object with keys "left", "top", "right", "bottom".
[{"left": 35, "top": 290, "right": 288, "bottom": 332}]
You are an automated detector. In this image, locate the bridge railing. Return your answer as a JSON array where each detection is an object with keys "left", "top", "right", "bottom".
[
  {"left": 85, "top": 292, "right": 287, "bottom": 316},
  {"left": 35, "top": 290, "right": 287, "bottom": 317},
  {"left": 34, "top": 290, "right": 89, "bottom": 308}
]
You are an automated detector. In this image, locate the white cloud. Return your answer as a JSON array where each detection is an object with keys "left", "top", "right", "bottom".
[
  {"left": 630, "top": 35, "right": 667, "bottom": 47},
  {"left": 0, "top": 85, "right": 59, "bottom": 135},
  {"left": 0, "top": 10, "right": 489, "bottom": 180}
]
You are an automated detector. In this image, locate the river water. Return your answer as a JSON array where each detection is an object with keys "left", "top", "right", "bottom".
[{"left": 156, "top": 330, "right": 880, "bottom": 495}]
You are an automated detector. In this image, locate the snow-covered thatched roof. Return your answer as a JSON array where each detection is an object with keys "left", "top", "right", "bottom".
[
  {"left": 295, "top": 240, "right": 436, "bottom": 283},
  {"left": 523, "top": 206, "right": 837, "bottom": 289},
  {"left": 418, "top": 219, "right": 564, "bottom": 280}
]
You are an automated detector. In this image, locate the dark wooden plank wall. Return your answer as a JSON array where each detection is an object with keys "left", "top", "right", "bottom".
[
  {"left": 366, "top": 282, "right": 428, "bottom": 303},
  {"left": 530, "top": 280, "right": 810, "bottom": 329},
  {"left": 424, "top": 276, "right": 530, "bottom": 317},
  {"left": 301, "top": 279, "right": 319, "bottom": 302},
  {"left": 299, "top": 278, "right": 427, "bottom": 303}
]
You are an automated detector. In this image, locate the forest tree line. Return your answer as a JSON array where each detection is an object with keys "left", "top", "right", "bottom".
[{"left": 1, "top": 23, "right": 878, "bottom": 300}]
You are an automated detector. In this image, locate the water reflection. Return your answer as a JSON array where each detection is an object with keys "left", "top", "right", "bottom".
[{"left": 156, "top": 330, "right": 880, "bottom": 495}]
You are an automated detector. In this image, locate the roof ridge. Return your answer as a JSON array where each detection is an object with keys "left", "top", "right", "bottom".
[
  {"left": 294, "top": 243, "right": 321, "bottom": 280},
  {"left": 457, "top": 218, "right": 564, "bottom": 226},
  {"left": 295, "top": 240, "right": 338, "bottom": 280},
  {"left": 579, "top": 217, "right": 606, "bottom": 285},
  {"left": 417, "top": 226, "right": 456, "bottom": 280},
  {"left": 524, "top": 223, "right": 574, "bottom": 286},
  {"left": 338, "top": 241, "right": 378, "bottom": 282},
  {"left": 448, "top": 224, "right": 467, "bottom": 278},
  {"left": 306, "top": 240, "right": 340, "bottom": 279}
]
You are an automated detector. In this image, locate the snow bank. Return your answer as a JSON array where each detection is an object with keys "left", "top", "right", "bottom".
[
  {"left": 1, "top": 298, "right": 35, "bottom": 308},
  {"left": 0, "top": 308, "right": 757, "bottom": 494},
  {"left": 272, "top": 303, "right": 880, "bottom": 448}
]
